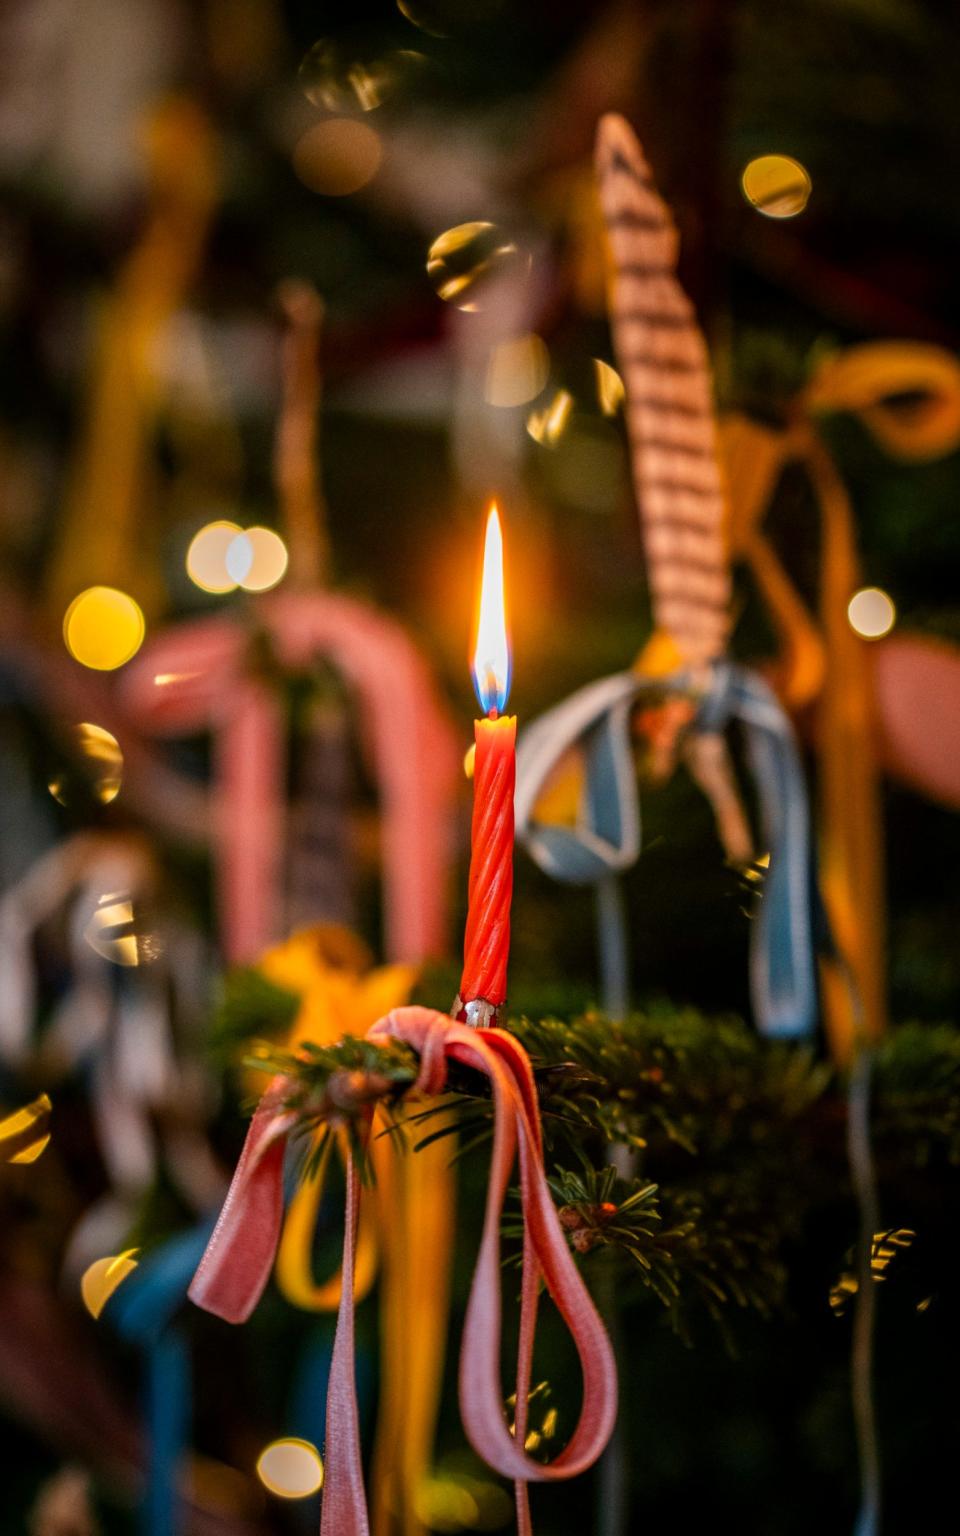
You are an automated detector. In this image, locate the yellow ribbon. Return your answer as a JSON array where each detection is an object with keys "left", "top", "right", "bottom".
[
  {"left": 722, "top": 342, "right": 960, "bottom": 1061},
  {"left": 256, "top": 929, "right": 453, "bottom": 1536},
  {"left": 47, "top": 99, "right": 219, "bottom": 622}
]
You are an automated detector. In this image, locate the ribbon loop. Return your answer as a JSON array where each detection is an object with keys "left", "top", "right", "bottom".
[
  {"left": 516, "top": 665, "right": 818, "bottom": 1038},
  {"left": 190, "top": 1008, "right": 618, "bottom": 1533},
  {"left": 187, "top": 1076, "right": 294, "bottom": 1324}
]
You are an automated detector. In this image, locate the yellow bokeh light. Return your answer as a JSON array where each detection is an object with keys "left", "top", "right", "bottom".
[
  {"left": 64, "top": 587, "right": 145, "bottom": 671},
  {"left": 186, "top": 520, "right": 243, "bottom": 593},
  {"left": 741, "top": 154, "right": 812, "bottom": 218},
  {"left": 484, "top": 334, "right": 549, "bottom": 408},
  {"left": 81, "top": 1249, "right": 139, "bottom": 1319},
  {"left": 847, "top": 586, "right": 896, "bottom": 639},
  {"left": 0, "top": 1093, "right": 52, "bottom": 1165},
  {"left": 256, "top": 1439, "right": 324, "bottom": 1499},
  {"left": 293, "top": 119, "right": 382, "bottom": 196},
  {"left": 228, "top": 527, "right": 289, "bottom": 592}
]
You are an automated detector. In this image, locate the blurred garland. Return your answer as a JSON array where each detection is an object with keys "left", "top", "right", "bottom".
[{"left": 213, "top": 966, "right": 960, "bottom": 1336}]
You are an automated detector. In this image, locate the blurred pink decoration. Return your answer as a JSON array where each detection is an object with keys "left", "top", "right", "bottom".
[
  {"left": 122, "top": 591, "right": 459, "bottom": 965},
  {"left": 872, "top": 633, "right": 960, "bottom": 810}
]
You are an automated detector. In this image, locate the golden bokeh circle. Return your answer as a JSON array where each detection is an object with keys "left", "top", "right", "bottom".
[
  {"left": 741, "top": 154, "right": 812, "bottom": 219},
  {"left": 293, "top": 119, "right": 382, "bottom": 196},
  {"left": 63, "top": 588, "right": 146, "bottom": 671}
]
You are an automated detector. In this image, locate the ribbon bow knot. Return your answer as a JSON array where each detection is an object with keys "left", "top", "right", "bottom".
[
  {"left": 189, "top": 1005, "right": 618, "bottom": 1535},
  {"left": 516, "top": 663, "right": 818, "bottom": 1039}
]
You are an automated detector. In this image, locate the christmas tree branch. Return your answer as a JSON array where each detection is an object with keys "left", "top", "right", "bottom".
[{"left": 219, "top": 969, "right": 960, "bottom": 1330}]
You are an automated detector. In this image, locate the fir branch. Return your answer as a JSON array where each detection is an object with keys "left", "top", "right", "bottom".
[{"left": 226, "top": 1007, "right": 960, "bottom": 1331}]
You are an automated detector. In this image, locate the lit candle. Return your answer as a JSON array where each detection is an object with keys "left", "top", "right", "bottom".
[{"left": 455, "top": 505, "right": 515, "bottom": 1029}]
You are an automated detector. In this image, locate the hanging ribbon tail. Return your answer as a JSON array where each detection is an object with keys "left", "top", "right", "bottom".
[
  {"left": 276, "top": 1126, "right": 381, "bottom": 1312},
  {"left": 108, "top": 1224, "right": 214, "bottom": 1536},
  {"left": 188, "top": 1076, "right": 295, "bottom": 1323},
  {"left": 516, "top": 673, "right": 641, "bottom": 884},
  {"left": 321, "top": 1153, "right": 369, "bottom": 1536},
  {"left": 191, "top": 1013, "right": 617, "bottom": 1534},
  {"left": 720, "top": 668, "right": 819, "bottom": 1039}
]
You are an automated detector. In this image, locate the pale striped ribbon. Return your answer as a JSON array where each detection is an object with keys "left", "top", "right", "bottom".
[{"left": 595, "top": 113, "right": 729, "bottom": 667}]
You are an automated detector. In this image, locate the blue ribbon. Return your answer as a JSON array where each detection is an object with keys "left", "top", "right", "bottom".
[
  {"left": 108, "top": 1222, "right": 213, "bottom": 1536},
  {"left": 515, "top": 662, "right": 818, "bottom": 1038}
]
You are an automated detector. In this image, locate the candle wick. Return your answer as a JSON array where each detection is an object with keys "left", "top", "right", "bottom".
[{"left": 487, "top": 706, "right": 499, "bottom": 721}]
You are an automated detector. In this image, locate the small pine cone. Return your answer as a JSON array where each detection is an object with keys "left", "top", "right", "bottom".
[
  {"left": 558, "top": 1205, "right": 582, "bottom": 1231},
  {"left": 571, "top": 1228, "right": 599, "bottom": 1254}
]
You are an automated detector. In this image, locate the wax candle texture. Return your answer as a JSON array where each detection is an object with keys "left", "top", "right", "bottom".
[{"left": 460, "top": 713, "right": 516, "bottom": 1005}]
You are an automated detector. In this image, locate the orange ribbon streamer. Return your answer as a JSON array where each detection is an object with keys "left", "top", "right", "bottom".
[{"left": 722, "top": 341, "right": 960, "bottom": 1060}]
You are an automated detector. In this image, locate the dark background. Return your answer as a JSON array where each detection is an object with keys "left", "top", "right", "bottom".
[{"left": 1, "top": 0, "right": 958, "bottom": 1531}]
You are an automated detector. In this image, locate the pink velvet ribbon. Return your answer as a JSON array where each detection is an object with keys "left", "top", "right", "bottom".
[
  {"left": 188, "top": 1006, "right": 618, "bottom": 1534},
  {"left": 121, "top": 591, "right": 459, "bottom": 965}
]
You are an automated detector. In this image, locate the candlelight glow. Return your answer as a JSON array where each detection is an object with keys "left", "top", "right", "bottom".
[
  {"left": 848, "top": 586, "right": 896, "bottom": 639},
  {"left": 472, "top": 505, "right": 511, "bottom": 714},
  {"left": 256, "top": 1438, "right": 324, "bottom": 1499}
]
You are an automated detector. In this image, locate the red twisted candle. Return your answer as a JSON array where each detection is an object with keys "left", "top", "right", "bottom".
[{"left": 457, "top": 507, "right": 516, "bottom": 1022}]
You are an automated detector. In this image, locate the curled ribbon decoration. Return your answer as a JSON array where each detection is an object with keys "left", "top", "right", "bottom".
[
  {"left": 189, "top": 1006, "right": 618, "bottom": 1536},
  {"left": 516, "top": 663, "right": 817, "bottom": 1040},
  {"left": 47, "top": 99, "right": 220, "bottom": 623},
  {"left": 563, "top": 115, "right": 818, "bottom": 1037},
  {"left": 251, "top": 934, "right": 454, "bottom": 1536},
  {"left": 107, "top": 1224, "right": 213, "bottom": 1536},
  {"left": 122, "top": 591, "right": 459, "bottom": 968},
  {"left": 723, "top": 339, "right": 960, "bottom": 1059}
]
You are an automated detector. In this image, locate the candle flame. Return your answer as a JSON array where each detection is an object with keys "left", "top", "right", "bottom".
[{"left": 472, "top": 505, "right": 511, "bottom": 714}]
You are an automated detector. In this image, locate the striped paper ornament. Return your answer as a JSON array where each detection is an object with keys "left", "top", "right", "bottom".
[{"left": 595, "top": 113, "right": 730, "bottom": 667}]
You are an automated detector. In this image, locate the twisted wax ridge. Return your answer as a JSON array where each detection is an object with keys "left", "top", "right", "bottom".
[{"left": 461, "top": 717, "right": 516, "bottom": 1005}]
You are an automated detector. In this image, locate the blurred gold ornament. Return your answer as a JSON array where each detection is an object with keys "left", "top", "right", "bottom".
[
  {"left": 526, "top": 389, "right": 573, "bottom": 447},
  {"left": 297, "top": 40, "right": 431, "bottom": 114},
  {"left": 741, "top": 154, "right": 811, "bottom": 218},
  {"left": 85, "top": 891, "right": 163, "bottom": 967},
  {"left": 299, "top": 39, "right": 392, "bottom": 112},
  {"left": 593, "top": 358, "right": 625, "bottom": 416},
  {"left": 63, "top": 587, "right": 145, "bottom": 671},
  {"left": 0, "top": 1093, "right": 52, "bottom": 1165},
  {"left": 426, "top": 222, "right": 529, "bottom": 311},
  {"left": 81, "top": 1249, "right": 139, "bottom": 1319},
  {"left": 48, "top": 724, "right": 124, "bottom": 808}
]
